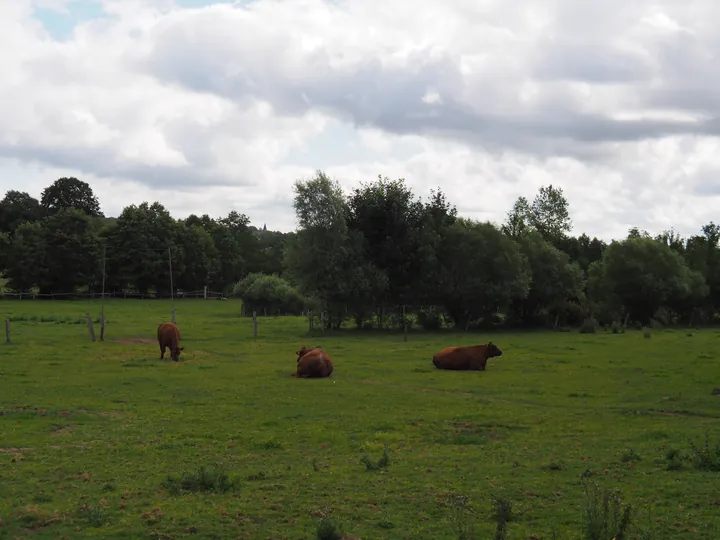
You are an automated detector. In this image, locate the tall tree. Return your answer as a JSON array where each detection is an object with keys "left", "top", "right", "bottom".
[
  {"left": 39, "top": 209, "right": 103, "bottom": 293},
  {"left": 0, "top": 190, "right": 42, "bottom": 233},
  {"left": 509, "top": 231, "right": 585, "bottom": 326},
  {"left": 502, "top": 185, "right": 572, "bottom": 244},
  {"left": 40, "top": 177, "right": 104, "bottom": 217},
  {"left": 3, "top": 221, "right": 48, "bottom": 293},
  {"left": 530, "top": 184, "right": 572, "bottom": 241},
  {"left": 590, "top": 236, "right": 705, "bottom": 324},
  {"left": 345, "top": 176, "right": 433, "bottom": 308},
  {"left": 284, "top": 171, "right": 383, "bottom": 327},
  {"left": 437, "top": 218, "right": 531, "bottom": 329},
  {"left": 104, "top": 202, "right": 177, "bottom": 295},
  {"left": 501, "top": 196, "right": 532, "bottom": 239}
]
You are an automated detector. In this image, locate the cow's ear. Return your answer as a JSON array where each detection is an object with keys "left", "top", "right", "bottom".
[{"left": 295, "top": 350, "right": 300, "bottom": 355}]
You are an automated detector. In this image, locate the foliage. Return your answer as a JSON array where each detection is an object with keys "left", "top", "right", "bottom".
[
  {"left": 40, "top": 177, "right": 104, "bottom": 217},
  {"left": 437, "top": 218, "right": 531, "bottom": 329},
  {"left": 4, "top": 171, "right": 720, "bottom": 332},
  {"left": 232, "top": 272, "right": 305, "bottom": 315}
]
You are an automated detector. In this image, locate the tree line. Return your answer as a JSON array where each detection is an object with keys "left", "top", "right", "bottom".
[{"left": 1, "top": 173, "right": 719, "bottom": 330}]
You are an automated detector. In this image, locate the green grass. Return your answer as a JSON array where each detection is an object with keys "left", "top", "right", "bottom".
[{"left": 1, "top": 299, "right": 719, "bottom": 539}]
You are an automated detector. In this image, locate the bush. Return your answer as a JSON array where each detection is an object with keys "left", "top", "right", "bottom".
[
  {"left": 232, "top": 273, "right": 306, "bottom": 315},
  {"left": 562, "top": 299, "right": 590, "bottom": 327},
  {"left": 417, "top": 307, "right": 442, "bottom": 331},
  {"left": 579, "top": 317, "right": 598, "bottom": 334}
]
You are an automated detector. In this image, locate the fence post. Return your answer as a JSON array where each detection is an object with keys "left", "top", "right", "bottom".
[
  {"left": 308, "top": 310, "right": 313, "bottom": 331},
  {"left": 4, "top": 319, "right": 9, "bottom": 344},
  {"left": 100, "top": 312, "right": 106, "bottom": 341},
  {"left": 204, "top": 286, "right": 207, "bottom": 299},
  {"left": 403, "top": 305, "right": 407, "bottom": 342},
  {"left": 172, "top": 309, "right": 176, "bottom": 324},
  {"left": 321, "top": 311, "right": 325, "bottom": 331},
  {"left": 86, "top": 312, "right": 96, "bottom": 342},
  {"left": 252, "top": 310, "right": 258, "bottom": 339}
]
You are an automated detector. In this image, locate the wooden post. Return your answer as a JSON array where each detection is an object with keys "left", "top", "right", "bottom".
[
  {"left": 4, "top": 319, "right": 9, "bottom": 344},
  {"left": 403, "top": 305, "right": 407, "bottom": 342},
  {"left": 168, "top": 247, "right": 175, "bottom": 320},
  {"left": 100, "top": 312, "right": 106, "bottom": 341},
  {"left": 321, "top": 311, "right": 325, "bottom": 331},
  {"left": 204, "top": 286, "right": 207, "bottom": 299},
  {"left": 86, "top": 312, "right": 96, "bottom": 342},
  {"left": 252, "top": 310, "right": 258, "bottom": 338},
  {"left": 308, "top": 310, "right": 313, "bottom": 331}
]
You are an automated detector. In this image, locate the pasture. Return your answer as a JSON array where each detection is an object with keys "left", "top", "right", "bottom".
[{"left": 0, "top": 299, "right": 719, "bottom": 539}]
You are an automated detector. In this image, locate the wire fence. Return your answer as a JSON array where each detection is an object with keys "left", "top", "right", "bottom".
[{"left": 0, "top": 288, "right": 228, "bottom": 300}]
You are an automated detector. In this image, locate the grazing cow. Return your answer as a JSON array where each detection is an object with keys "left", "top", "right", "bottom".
[
  {"left": 292, "top": 346, "right": 334, "bottom": 378},
  {"left": 157, "top": 322, "right": 184, "bottom": 361},
  {"left": 431, "top": 342, "right": 502, "bottom": 371}
]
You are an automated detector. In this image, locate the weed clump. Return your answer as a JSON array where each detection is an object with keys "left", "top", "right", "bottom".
[
  {"left": 687, "top": 433, "right": 720, "bottom": 472},
  {"left": 77, "top": 504, "right": 109, "bottom": 527},
  {"left": 447, "top": 494, "right": 477, "bottom": 540},
  {"left": 491, "top": 495, "right": 513, "bottom": 540},
  {"left": 619, "top": 448, "right": 642, "bottom": 463},
  {"left": 581, "top": 473, "right": 632, "bottom": 540},
  {"left": 162, "top": 465, "right": 238, "bottom": 495},
  {"left": 665, "top": 448, "right": 684, "bottom": 471},
  {"left": 316, "top": 517, "right": 343, "bottom": 540},
  {"left": 361, "top": 445, "right": 391, "bottom": 471}
]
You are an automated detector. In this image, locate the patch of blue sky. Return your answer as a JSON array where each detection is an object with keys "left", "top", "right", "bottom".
[{"left": 32, "top": 0, "right": 110, "bottom": 41}]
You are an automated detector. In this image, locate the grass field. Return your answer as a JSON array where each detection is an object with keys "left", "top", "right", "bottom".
[{"left": 1, "top": 299, "right": 719, "bottom": 539}]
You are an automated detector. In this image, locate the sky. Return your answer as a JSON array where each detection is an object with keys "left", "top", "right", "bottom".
[{"left": 1, "top": 0, "right": 719, "bottom": 240}]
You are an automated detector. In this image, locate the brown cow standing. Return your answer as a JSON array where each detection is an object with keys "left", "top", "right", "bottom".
[
  {"left": 292, "top": 346, "right": 334, "bottom": 378},
  {"left": 432, "top": 342, "right": 502, "bottom": 371},
  {"left": 157, "top": 322, "right": 184, "bottom": 361}
]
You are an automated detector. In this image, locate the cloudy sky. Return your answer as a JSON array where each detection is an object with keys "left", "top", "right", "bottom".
[{"left": 1, "top": 0, "right": 719, "bottom": 240}]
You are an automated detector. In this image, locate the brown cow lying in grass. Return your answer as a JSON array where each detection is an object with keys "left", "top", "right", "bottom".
[
  {"left": 157, "top": 322, "right": 184, "bottom": 361},
  {"left": 292, "top": 346, "right": 334, "bottom": 378},
  {"left": 432, "top": 342, "right": 502, "bottom": 371}
]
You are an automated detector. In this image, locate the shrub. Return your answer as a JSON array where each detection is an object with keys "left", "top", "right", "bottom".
[
  {"left": 687, "top": 433, "right": 720, "bottom": 472},
  {"left": 316, "top": 517, "right": 343, "bottom": 540},
  {"left": 361, "top": 445, "right": 391, "bottom": 471},
  {"left": 416, "top": 307, "right": 442, "bottom": 331},
  {"left": 232, "top": 273, "right": 305, "bottom": 315},
  {"left": 563, "top": 299, "right": 590, "bottom": 326},
  {"left": 161, "top": 465, "right": 238, "bottom": 495},
  {"left": 579, "top": 317, "right": 598, "bottom": 334},
  {"left": 610, "top": 320, "right": 624, "bottom": 334}
]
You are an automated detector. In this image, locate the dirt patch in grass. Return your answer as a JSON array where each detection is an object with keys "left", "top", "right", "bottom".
[
  {"left": 114, "top": 337, "right": 156, "bottom": 345},
  {"left": 50, "top": 424, "right": 74, "bottom": 437}
]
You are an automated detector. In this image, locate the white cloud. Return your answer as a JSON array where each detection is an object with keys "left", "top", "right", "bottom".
[{"left": 1, "top": 0, "right": 720, "bottom": 241}]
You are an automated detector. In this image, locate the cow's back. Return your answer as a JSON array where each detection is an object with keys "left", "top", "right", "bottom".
[
  {"left": 157, "top": 322, "right": 179, "bottom": 341},
  {"left": 432, "top": 345, "right": 488, "bottom": 370},
  {"left": 294, "top": 349, "right": 334, "bottom": 378}
]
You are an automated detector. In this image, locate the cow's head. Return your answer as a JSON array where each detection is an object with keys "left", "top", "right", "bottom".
[
  {"left": 171, "top": 347, "right": 184, "bottom": 361},
  {"left": 295, "top": 346, "right": 313, "bottom": 362},
  {"left": 485, "top": 342, "right": 503, "bottom": 358}
]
